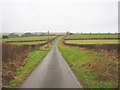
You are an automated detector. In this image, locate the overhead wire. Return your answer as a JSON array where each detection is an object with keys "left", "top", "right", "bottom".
[{"left": 28, "top": 0, "right": 51, "bottom": 32}]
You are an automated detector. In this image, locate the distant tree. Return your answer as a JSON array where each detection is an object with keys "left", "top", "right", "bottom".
[
  {"left": 22, "top": 33, "right": 33, "bottom": 37},
  {"left": 41, "top": 33, "right": 47, "bottom": 36},
  {"left": 2, "top": 35, "right": 8, "bottom": 38},
  {"left": 66, "top": 31, "right": 70, "bottom": 35},
  {"left": 69, "top": 33, "right": 73, "bottom": 35},
  {"left": 8, "top": 33, "right": 18, "bottom": 38},
  {"left": 66, "top": 31, "right": 73, "bottom": 35}
]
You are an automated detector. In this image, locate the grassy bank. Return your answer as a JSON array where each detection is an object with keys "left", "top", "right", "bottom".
[
  {"left": 58, "top": 38, "right": 118, "bottom": 88},
  {"left": 3, "top": 41, "right": 54, "bottom": 88}
]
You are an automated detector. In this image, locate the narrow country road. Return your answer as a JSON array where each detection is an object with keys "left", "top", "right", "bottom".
[{"left": 21, "top": 39, "right": 83, "bottom": 88}]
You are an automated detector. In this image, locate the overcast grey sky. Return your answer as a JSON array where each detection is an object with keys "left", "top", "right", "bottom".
[{"left": 1, "top": 0, "right": 119, "bottom": 33}]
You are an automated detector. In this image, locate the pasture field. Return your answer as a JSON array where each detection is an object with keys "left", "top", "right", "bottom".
[
  {"left": 65, "top": 34, "right": 119, "bottom": 40},
  {"left": 9, "top": 41, "right": 47, "bottom": 45},
  {"left": 2, "top": 36, "right": 56, "bottom": 42},
  {"left": 65, "top": 40, "right": 119, "bottom": 44}
]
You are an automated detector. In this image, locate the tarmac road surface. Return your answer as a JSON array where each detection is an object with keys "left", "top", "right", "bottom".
[{"left": 21, "top": 39, "right": 83, "bottom": 88}]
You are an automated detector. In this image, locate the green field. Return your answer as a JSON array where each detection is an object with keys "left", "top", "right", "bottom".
[
  {"left": 2, "top": 36, "right": 56, "bottom": 42},
  {"left": 65, "top": 40, "right": 119, "bottom": 44},
  {"left": 10, "top": 41, "right": 47, "bottom": 45},
  {"left": 65, "top": 34, "right": 119, "bottom": 39}
]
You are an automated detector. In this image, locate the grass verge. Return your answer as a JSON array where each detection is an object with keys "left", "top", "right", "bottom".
[
  {"left": 58, "top": 38, "right": 118, "bottom": 88},
  {"left": 5, "top": 42, "right": 53, "bottom": 88}
]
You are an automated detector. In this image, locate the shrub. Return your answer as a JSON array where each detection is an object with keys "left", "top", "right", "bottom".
[{"left": 2, "top": 35, "right": 8, "bottom": 38}]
